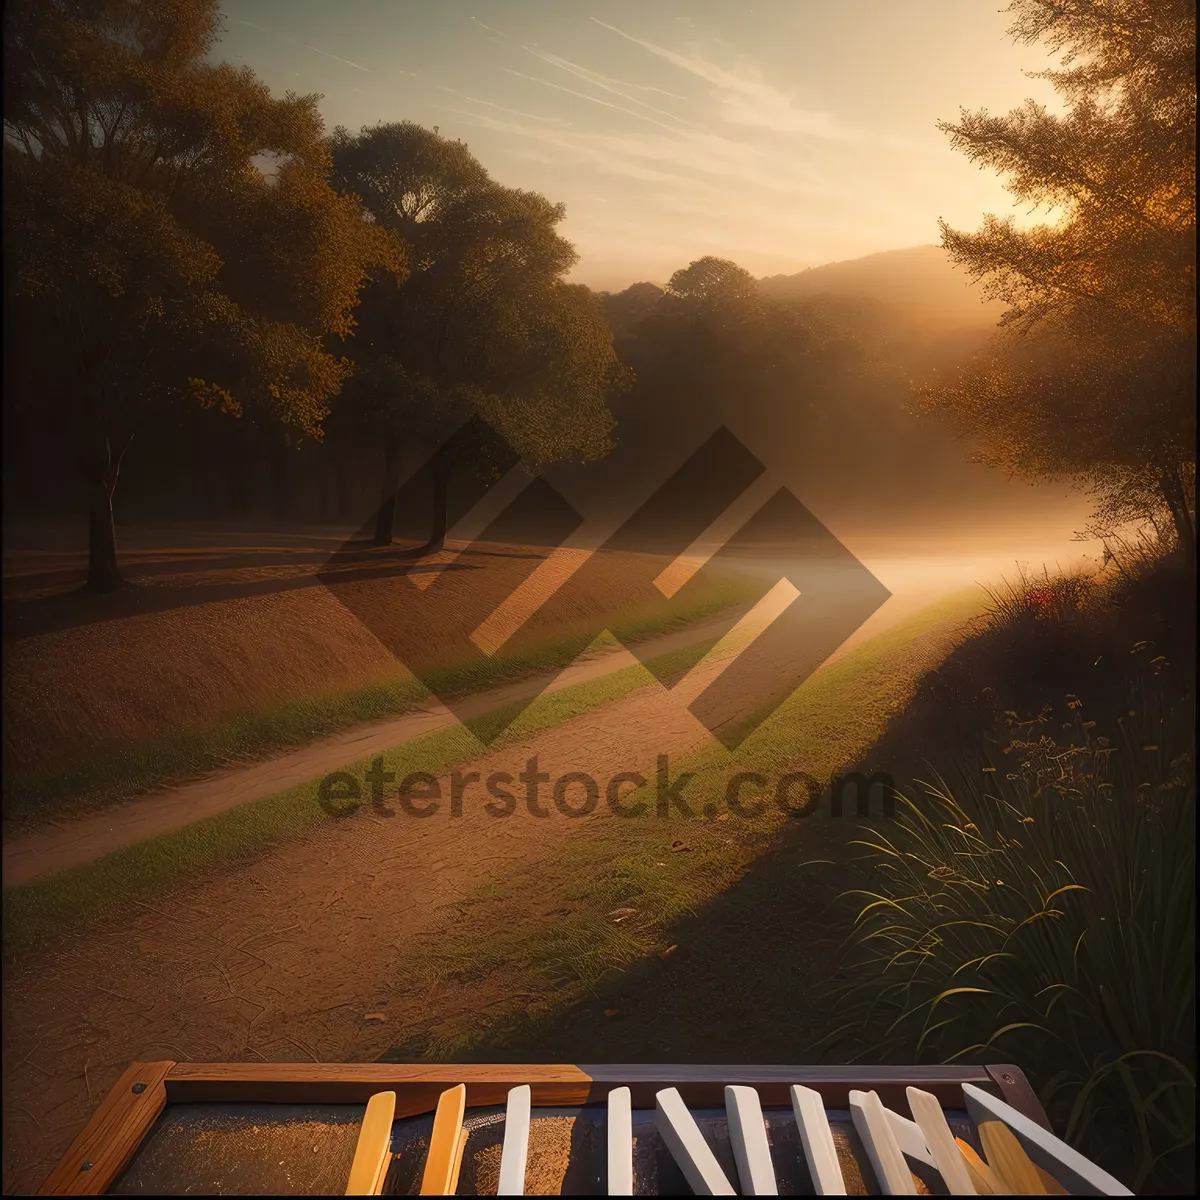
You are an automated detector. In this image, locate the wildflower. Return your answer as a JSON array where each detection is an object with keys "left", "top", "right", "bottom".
[{"left": 1028, "top": 585, "right": 1055, "bottom": 612}]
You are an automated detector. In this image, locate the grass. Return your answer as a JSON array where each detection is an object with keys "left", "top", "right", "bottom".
[
  {"left": 833, "top": 551, "right": 1196, "bottom": 1193},
  {"left": 839, "top": 673, "right": 1195, "bottom": 1191},
  {"left": 1, "top": 638, "right": 713, "bottom": 956},
  {"left": 375, "top": 588, "right": 989, "bottom": 1060},
  {"left": 3, "top": 568, "right": 759, "bottom": 833}
]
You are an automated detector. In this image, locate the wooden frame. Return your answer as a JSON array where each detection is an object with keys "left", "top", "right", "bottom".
[{"left": 37, "top": 1060, "right": 1050, "bottom": 1195}]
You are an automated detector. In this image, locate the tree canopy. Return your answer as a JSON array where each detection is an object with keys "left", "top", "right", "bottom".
[
  {"left": 3, "top": 0, "right": 404, "bottom": 586},
  {"left": 917, "top": 0, "right": 1196, "bottom": 555},
  {"left": 330, "top": 121, "right": 624, "bottom": 547}
]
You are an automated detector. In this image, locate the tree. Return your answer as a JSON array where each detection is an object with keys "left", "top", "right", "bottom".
[
  {"left": 330, "top": 121, "right": 624, "bottom": 550},
  {"left": 3, "top": 0, "right": 403, "bottom": 589},
  {"left": 916, "top": 0, "right": 1196, "bottom": 561},
  {"left": 612, "top": 257, "right": 862, "bottom": 430},
  {"left": 663, "top": 256, "right": 762, "bottom": 316}
]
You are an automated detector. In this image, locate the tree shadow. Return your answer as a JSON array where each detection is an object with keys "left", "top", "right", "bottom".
[{"left": 2, "top": 537, "right": 547, "bottom": 641}]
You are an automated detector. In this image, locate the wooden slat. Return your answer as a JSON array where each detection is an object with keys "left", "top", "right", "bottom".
[
  {"left": 419, "top": 1084, "right": 466, "bottom": 1196},
  {"left": 345, "top": 1090, "right": 395, "bottom": 1196},
  {"left": 884, "top": 1108, "right": 936, "bottom": 1169},
  {"left": 653, "top": 1087, "right": 737, "bottom": 1195},
  {"left": 497, "top": 1084, "right": 531, "bottom": 1195},
  {"left": 961, "top": 1084, "right": 1134, "bottom": 1197},
  {"left": 849, "top": 1089, "right": 916, "bottom": 1195},
  {"left": 607, "top": 1086, "right": 633, "bottom": 1196},
  {"left": 789, "top": 1084, "right": 847, "bottom": 1195},
  {"left": 725, "top": 1085, "right": 778, "bottom": 1195},
  {"left": 452, "top": 1127, "right": 468, "bottom": 1194},
  {"left": 36, "top": 1061, "right": 174, "bottom": 1196},
  {"left": 905, "top": 1087, "right": 975, "bottom": 1195},
  {"left": 976, "top": 1118, "right": 1047, "bottom": 1194},
  {"left": 957, "top": 1139, "right": 1004, "bottom": 1194},
  {"left": 162, "top": 1061, "right": 1009, "bottom": 1116},
  {"left": 165, "top": 1061, "right": 594, "bottom": 1113},
  {"left": 1034, "top": 1165, "right": 1070, "bottom": 1195}
]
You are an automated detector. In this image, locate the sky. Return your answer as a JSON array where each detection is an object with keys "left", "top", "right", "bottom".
[{"left": 214, "top": 1, "right": 1061, "bottom": 290}]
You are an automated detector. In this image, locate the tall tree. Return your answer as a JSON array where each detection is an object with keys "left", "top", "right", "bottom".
[
  {"left": 3, "top": 0, "right": 403, "bottom": 589},
  {"left": 330, "top": 121, "right": 623, "bottom": 549},
  {"left": 916, "top": 0, "right": 1196, "bottom": 561}
]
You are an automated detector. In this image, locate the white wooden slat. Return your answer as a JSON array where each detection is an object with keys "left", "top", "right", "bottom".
[
  {"left": 607, "top": 1086, "right": 633, "bottom": 1196},
  {"left": 849, "top": 1089, "right": 917, "bottom": 1195},
  {"left": 724, "top": 1086, "right": 778, "bottom": 1195},
  {"left": 905, "top": 1087, "right": 976, "bottom": 1195},
  {"left": 789, "top": 1085, "right": 847, "bottom": 1195},
  {"left": 497, "top": 1084, "right": 531, "bottom": 1195},
  {"left": 961, "top": 1083, "right": 1134, "bottom": 1197},
  {"left": 884, "top": 1108, "right": 936, "bottom": 1169},
  {"left": 653, "top": 1087, "right": 737, "bottom": 1196}
]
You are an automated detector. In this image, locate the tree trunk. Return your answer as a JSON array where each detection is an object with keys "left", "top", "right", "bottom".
[
  {"left": 373, "top": 436, "right": 402, "bottom": 546},
  {"left": 422, "top": 455, "right": 449, "bottom": 555},
  {"left": 1160, "top": 464, "right": 1196, "bottom": 570},
  {"left": 272, "top": 441, "right": 292, "bottom": 524},
  {"left": 335, "top": 453, "right": 350, "bottom": 522},
  {"left": 85, "top": 452, "right": 123, "bottom": 593}
]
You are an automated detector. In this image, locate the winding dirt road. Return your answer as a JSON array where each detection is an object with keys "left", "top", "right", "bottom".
[
  {"left": 1, "top": 594, "right": 982, "bottom": 1196},
  {"left": 2, "top": 610, "right": 745, "bottom": 887}
]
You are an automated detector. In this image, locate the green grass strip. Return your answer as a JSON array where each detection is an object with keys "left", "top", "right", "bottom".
[
  {"left": 3, "top": 571, "right": 758, "bottom": 832},
  {"left": 2, "top": 640, "right": 707, "bottom": 956}
]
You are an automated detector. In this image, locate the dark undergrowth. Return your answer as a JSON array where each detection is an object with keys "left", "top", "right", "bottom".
[{"left": 833, "top": 548, "right": 1196, "bottom": 1193}]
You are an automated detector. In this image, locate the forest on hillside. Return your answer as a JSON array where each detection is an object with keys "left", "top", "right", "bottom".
[{"left": 4, "top": 0, "right": 1193, "bottom": 591}]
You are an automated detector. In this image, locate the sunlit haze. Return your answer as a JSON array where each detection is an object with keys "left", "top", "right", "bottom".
[{"left": 215, "top": 0, "right": 1061, "bottom": 288}]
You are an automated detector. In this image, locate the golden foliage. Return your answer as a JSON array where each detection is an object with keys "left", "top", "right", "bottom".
[
  {"left": 921, "top": 0, "right": 1195, "bottom": 546},
  {"left": 3, "top": 0, "right": 406, "bottom": 440}
]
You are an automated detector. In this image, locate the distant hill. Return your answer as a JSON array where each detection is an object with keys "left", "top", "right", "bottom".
[{"left": 760, "top": 245, "right": 1005, "bottom": 331}]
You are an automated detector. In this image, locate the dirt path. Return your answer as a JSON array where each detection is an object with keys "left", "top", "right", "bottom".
[
  {"left": 0, "top": 599, "right": 980, "bottom": 1195},
  {"left": 2, "top": 610, "right": 751, "bottom": 888},
  {"left": 0, "top": 634, "right": 742, "bottom": 1193}
]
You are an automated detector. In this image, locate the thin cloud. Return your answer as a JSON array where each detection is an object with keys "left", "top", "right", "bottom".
[
  {"left": 305, "top": 45, "right": 370, "bottom": 72},
  {"left": 454, "top": 111, "right": 696, "bottom": 188},
  {"left": 470, "top": 17, "right": 507, "bottom": 38},
  {"left": 459, "top": 109, "right": 826, "bottom": 199},
  {"left": 232, "top": 18, "right": 296, "bottom": 46},
  {"left": 521, "top": 48, "right": 702, "bottom": 129},
  {"left": 437, "top": 86, "right": 572, "bottom": 125},
  {"left": 501, "top": 68, "right": 683, "bottom": 134},
  {"left": 590, "top": 17, "right": 857, "bottom": 140}
]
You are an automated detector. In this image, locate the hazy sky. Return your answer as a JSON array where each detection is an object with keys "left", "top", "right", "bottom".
[{"left": 214, "top": 1, "right": 1060, "bottom": 289}]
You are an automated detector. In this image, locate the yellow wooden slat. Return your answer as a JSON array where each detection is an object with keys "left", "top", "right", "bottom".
[
  {"left": 345, "top": 1091, "right": 396, "bottom": 1196},
  {"left": 977, "top": 1119, "right": 1047, "bottom": 1195},
  {"left": 419, "top": 1084, "right": 467, "bottom": 1196},
  {"left": 956, "top": 1138, "right": 1002, "bottom": 1194}
]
